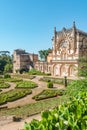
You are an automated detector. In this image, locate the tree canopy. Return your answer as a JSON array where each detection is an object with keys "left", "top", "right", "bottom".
[
  {"left": 0, "top": 51, "right": 13, "bottom": 74},
  {"left": 38, "top": 48, "right": 52, "bottom": 61}
]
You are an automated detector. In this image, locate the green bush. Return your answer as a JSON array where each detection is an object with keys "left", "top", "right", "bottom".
[
  {"left": 4, "top": 73, "right": 11, "bottom": 78},
  {"left": 24, "top": 91, "right": 87, "bottom": 130},
  {"left": 47, "top": 81, "right": 53, "bottom": 88},
  {"left": 28, "top": 69, "right": 43, "bottom": 75},
  {"left": 28, "top": 69, "right": 50, "bottom": 76}
]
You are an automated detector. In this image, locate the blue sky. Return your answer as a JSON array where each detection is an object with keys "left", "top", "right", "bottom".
[{"left": 0, "top": 0, "right": 87, "bottom": 54}]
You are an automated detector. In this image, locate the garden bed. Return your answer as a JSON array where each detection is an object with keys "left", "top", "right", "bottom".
[
  {"left": 0, "top": 89, "right": 32, "bottom": 105},
  {"left": 0, "top": 81, "right": 10, "bottom": 88},
  {"left": 16, "top": 81, "right": 38, "bottom": 89},
  {"left": 32, "top": 89, "right": 65, "bottom": 101},
  {"left": 40, "top": 76, "right": 73, "bottom": 85}
]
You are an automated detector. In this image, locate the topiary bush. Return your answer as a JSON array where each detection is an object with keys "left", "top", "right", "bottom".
[
  {"left": 47, "top": 81, "right": 53, "bottom": 88},
  {"left": 4, "top": 73, "right": 11, "bottom": 78}
]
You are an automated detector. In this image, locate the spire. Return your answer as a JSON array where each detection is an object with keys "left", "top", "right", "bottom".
[
  {"left": 73, "top": 21, "right": 76, "bottom": 53},
  {"left": 73, "top": 21, "right": 76, "bottom": 29},
  {"left": 54, "top": 27, "right": 56, "bottom": 34}
]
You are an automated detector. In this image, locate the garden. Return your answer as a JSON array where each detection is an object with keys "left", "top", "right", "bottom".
[
  {"left": 23, "top": 78, "right": 87, "bottom": 130},
  {"left": 40, "top": 76, "right": 73, "bottom": 85},
  {"left": 32, "top": 89, "right": 65, "bottom": 101},
  {"left": 0, "top": 73, "right": 87, "bottom": 130},
  {"left": 0, "top": 89, "right": 32, "bottom": 105},
  {"left": 0, "top": 76, "right": 38, "bottom": 105},
  {"left": 26, "top": 91, "right": 87, "bottom": 130}
]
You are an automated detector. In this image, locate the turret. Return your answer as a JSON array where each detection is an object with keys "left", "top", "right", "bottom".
[{"left": 72, "top": 21, "right": 76, "bottom": 53}]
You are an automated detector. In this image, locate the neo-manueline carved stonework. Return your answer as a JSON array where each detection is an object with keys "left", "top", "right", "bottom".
[{"left": 35, "top": 22, "right": 87, "bottom": 77}]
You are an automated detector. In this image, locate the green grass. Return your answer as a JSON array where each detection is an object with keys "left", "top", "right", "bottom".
[
  {"left": 12, "top": 74, "right": 36, "bottom": 79},
  {"left": 0, "top": 96, "right": 67, "bottom": 118}
]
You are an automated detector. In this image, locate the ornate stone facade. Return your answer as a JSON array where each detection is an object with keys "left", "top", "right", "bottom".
[{"left": 35, "top": 22, "right": 87, "bottom": 77}]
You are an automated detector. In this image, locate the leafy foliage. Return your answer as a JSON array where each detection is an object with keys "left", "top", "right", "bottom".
[
  {"left": 0, "top": 51, "right": 13, "bottom": 74},
  {"left": 4, "top": 63, "right": 13, "bottom": 73},
  {"left": 24, "top": 91, "right": 87, "bottom": 130},
  {"left": 38, "top": 48, "right": 51, "bottom": 61}
]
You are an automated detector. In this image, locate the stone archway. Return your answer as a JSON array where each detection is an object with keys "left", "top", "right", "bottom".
[
  {"left": 60, "top": 64, "right": 69, "bottom": 76},
  {"left": 69, "top": 65, "right": 77, "bottom": 77},
  {"left": 53, "top": 64, "right": 61, "bottom": 76}
]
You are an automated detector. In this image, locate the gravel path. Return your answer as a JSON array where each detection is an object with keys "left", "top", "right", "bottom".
[
  {"left": 0, "top": 75, "right": 64, "bottom": 130},
  {"left": 0, "top": 114, "right": 41, "bottom": 130}
]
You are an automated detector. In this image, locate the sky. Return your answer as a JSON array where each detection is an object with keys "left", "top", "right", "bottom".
[{"left": 0, "top": 0, "right": 87, "bottom": 55}]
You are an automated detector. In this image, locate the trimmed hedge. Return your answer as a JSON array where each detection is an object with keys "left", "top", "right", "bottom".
[
  {"left": 4, "top": 73, "right": 11, "bottom": 78},
  {"left": 0, "top": 89, "right": 32, "bottom": 105},
  {"left": 32, "top": 89, "right": 65, "bottom": 101},
  {"left": 16, "top": 81, "right": 38, "bottom": 89},
  {"left": 0, "top": 81, "right": 10, "bottom": 88},
  {"left": 4, "top": 78, "right": 23, "bottom": 82},
  {"left": 47, "top": 81, "right": 53, "bottom": 88}
]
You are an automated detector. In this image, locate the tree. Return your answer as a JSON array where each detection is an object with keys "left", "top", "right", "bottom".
[
  {"left": 38, "top": 48, "right": 52, "bottom": 61},
  {"left": 4, "top": 63, "right": 13, "bottom": 73},
  {"left": 38, "top": 50, "right": 44, "bottom": 61},
  {"left": 0, "top": 51, "right": 10, "bottom": 56},
  {"left": 0, "top": 59, "right": 7, "bottom": 74},
  {"left": 0, "top": 51, "right": 13, "bottom": 74}
]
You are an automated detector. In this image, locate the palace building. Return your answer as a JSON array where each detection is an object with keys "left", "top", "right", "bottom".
[
  {"left": 13, "top": 22, "right": 87, "bottom": 77},
  {"left": 35, "top": 22, "right": 87, "bottom": 77}
]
